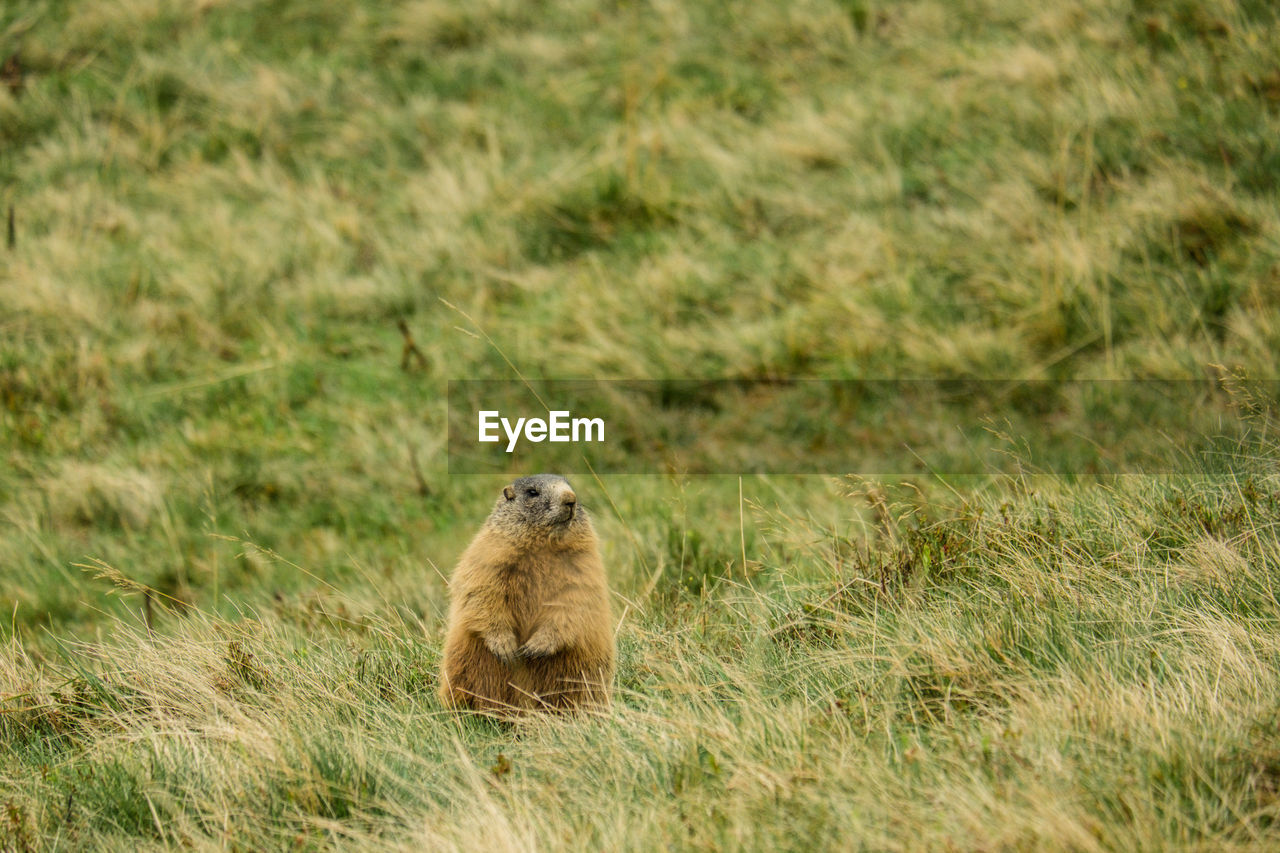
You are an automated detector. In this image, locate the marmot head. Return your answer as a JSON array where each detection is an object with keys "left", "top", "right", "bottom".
[{"left": 494, "top": 473, "right": 592, "bottom": 543}]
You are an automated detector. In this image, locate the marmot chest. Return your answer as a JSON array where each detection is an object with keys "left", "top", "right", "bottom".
[{"left": 497, "top": 552, "right": 583, "bottom": 637}]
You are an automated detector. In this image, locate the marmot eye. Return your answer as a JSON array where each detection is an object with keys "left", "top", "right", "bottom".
[{"left": 525, "top": 488, "right": 539, "bottom": 497}]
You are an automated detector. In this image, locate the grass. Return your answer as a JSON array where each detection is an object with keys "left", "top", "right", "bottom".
[
  {"left": 2, "top": 0, "right": 1280, "bottom": 848},
  {"left": 3, "top": 463, "right": 1280, "bottom": 849}
]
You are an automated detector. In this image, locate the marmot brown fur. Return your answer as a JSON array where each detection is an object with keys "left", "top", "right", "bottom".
[{"left": 438, "top": 474, "right": 614, "bottom": 714}]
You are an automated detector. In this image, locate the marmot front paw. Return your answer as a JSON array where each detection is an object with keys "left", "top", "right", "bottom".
[
  {"left": 484, "top": 631, "right": 519, "bottom": 664},
  {"left": 518, "top": 633, "right": 560, "bottom": 659}
]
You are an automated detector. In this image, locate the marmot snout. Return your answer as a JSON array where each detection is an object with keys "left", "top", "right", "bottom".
[{"left": 437, "top": 474, "right": 615, "bottom": 714}]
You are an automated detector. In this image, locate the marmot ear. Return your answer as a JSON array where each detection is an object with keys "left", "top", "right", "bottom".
[{"left": 503, "top": 485, "right": 515, "bottom": 500}]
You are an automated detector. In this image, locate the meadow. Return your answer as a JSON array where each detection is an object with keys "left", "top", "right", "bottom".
[{"left": 2, "top": 0, "right": 1280, "bottom": 848}]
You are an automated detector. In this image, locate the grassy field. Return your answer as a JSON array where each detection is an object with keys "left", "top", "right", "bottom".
[{"left": 3, "top": 0, "right": 1280, "bottom": 848}]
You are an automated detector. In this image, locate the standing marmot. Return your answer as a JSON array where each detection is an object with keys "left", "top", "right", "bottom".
[{"left": 438, "top": 474, "right": 614, "bottom": 714}]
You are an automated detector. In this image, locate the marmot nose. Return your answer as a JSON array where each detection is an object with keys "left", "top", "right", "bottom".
[{"left": 562, "top": 490, "right": 576, "bottom": 507}]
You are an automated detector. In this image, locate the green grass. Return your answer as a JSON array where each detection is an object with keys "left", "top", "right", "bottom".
[
  {"left": 3, "top": 0, "right": 1280, "bottom": 848},
  {"left": 4, "top": 464, "right": 1280, "bottom": 849}
]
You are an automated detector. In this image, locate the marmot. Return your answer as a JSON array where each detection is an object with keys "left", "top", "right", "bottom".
[{"left": 438, "top": 474, "right": 614, "bottom": 714}]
